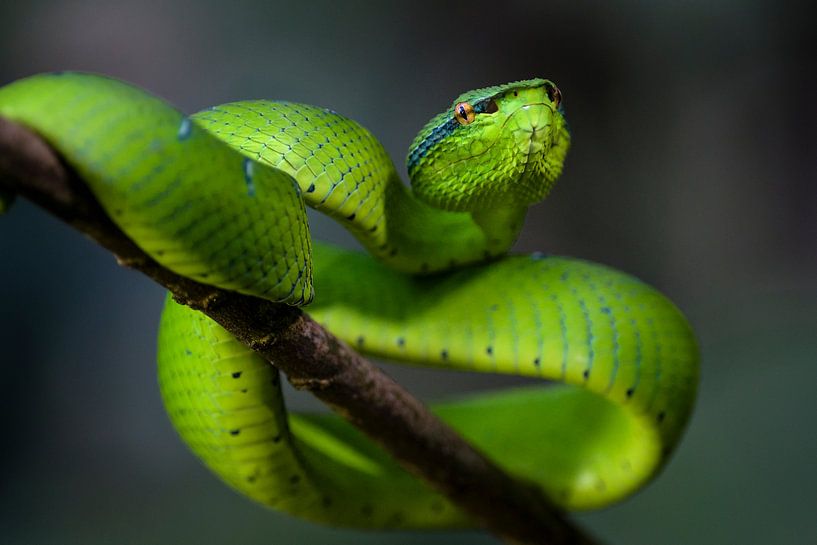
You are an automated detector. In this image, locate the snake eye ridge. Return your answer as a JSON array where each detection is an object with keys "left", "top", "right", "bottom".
[
  {"left": 545, "top": 82, "right": 562, "bottom": 108},
  {"left": 454, "top": 102, "right": 475, "bottom": 125}
]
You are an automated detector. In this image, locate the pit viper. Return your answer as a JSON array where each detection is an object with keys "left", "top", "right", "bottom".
[{"left": 0, "top": 73, "right": 698, "bottom": 529}]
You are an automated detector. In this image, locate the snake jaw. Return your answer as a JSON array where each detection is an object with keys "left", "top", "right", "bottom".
[
  {"left": 513, "top": 103, "right": 551, "bottom": 156},
  {"left": 510, "top": 102, "right": 564, "bottom": 202}
]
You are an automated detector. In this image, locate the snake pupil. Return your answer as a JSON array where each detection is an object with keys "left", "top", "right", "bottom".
[{"left": 454, "top": 101, "right": 475, "bottom": 125}]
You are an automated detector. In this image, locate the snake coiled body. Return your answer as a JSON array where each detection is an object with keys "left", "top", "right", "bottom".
[{"left": 0, "top": 73, "right": 698, "bottom": 529}]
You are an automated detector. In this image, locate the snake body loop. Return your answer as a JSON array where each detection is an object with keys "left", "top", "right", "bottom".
[{"left": 0, "top": 73, "right": 698, "bottom": 529}]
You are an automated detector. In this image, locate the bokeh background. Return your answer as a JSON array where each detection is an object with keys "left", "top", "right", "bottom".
[{"left": 1, "top": 1, "right": 815, "bottom": 544}]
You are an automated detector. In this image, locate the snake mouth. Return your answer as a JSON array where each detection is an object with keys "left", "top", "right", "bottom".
[
  {"left": 513, "top": 102, "right": 554, "bottom": 141},
  {"left": 512, "top": 102, "right": 554, "bottom": 172}
]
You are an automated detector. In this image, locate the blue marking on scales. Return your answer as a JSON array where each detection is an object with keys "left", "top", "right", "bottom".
[
  {"left": 177, "top": 117, "right": 193, "bottom": 141},
  {"left": 243, "top": 158, "right": 256, "bottom": 197},
  {"left": 406, "top": 97, "right": 498, "bottom": 174}
]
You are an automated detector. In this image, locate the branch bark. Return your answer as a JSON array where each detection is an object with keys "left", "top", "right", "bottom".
[{"left": 0, "top": 117, "right": 602, "bottom": 545}]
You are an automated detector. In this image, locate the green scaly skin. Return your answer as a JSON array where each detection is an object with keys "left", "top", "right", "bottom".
[{"left": 0, "top": 72, "right": 698, "bottom": 529}]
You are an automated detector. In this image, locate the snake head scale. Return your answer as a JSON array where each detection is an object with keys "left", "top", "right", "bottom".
[{"left": 407, "top": 79, "right": 571, "bottom": 212}]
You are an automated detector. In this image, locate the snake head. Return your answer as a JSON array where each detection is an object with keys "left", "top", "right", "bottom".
[{"left": 407, "top": 79, "right": 570, "bottom": 212}]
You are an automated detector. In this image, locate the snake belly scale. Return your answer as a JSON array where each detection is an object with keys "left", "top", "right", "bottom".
[{"left": 0, "top": 72, "right": 698, "bottom": 529}]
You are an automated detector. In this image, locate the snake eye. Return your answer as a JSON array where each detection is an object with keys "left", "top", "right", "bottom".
[
  {"left": 454, "top": 102, "right": 475, "bottom": 125},
  {"left": 544, "top": 82, "right": 562, "bottom": 108}
]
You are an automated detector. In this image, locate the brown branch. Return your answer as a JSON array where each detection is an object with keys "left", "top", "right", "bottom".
[{"left": 0, "top": 117, "right": 603, "bottom": 545}]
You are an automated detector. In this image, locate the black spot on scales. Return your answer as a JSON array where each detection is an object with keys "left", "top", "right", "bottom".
[
  {"left": 583, "top": 369, "right": 590, "bottom": 380},
  {"left": 232, "top": 371, "right": 242, "bottom": 378},
  {"left": 346, "top": 213, "right": 356, "bottom": 220},
  {"left": 486, "top": 346, "right": 493, "bottom": 355},
  {"left": 397, "top": 337, "right": 405, "bottom": 347},
  {"left": 272, "top": 434, "right": 282, "bottom": 443},
  {"left": 356, "top": 335, "right": 365, "bottom": 347},
  {"left": 533, "top": 357, "right": 541, "bottom": 366},
  {"left": 626, "top": 387, "right": 635, "bottom": 398},
  {"left": 657, "top": 411, "right": 666, "bottom": 423},
  {"left": 230, "top": 429, "right": 240, "bottom": 436},
  {"left": 306, "top": 183, "right": 315, "bottom": 193},
  {"left": 441, "top": 349, "right": 448, "bottom": 360}
]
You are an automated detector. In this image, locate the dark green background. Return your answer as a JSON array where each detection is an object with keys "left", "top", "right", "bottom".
[{"left": 1, "top": 1, "right": 814, "bottom": 544}]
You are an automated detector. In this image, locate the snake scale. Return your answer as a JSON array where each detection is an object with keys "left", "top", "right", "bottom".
[{"left": 0, "top": 73, "right": 698, "bottom": 529}]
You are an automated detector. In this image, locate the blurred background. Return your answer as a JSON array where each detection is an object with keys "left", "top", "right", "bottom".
[{"left": 0, "top": 1, "right": 814, "bottom": 544}]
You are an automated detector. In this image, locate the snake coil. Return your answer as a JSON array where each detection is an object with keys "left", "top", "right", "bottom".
[{"left": 0, "top": 73, "right": 697, "bottom": 529}]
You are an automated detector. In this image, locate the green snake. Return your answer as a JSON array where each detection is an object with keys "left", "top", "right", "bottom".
[{"left": 0, "top": 73, "right": 698, "bottom": 529}]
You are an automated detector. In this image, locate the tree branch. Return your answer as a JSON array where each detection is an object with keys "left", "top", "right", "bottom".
[{"left": 0, "top": 117, "right": 602, "bottom": 545}]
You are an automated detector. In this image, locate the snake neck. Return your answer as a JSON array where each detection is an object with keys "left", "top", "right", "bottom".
[
  {"left": 193, "top": 101, "right": 527, "bottom": 275},
  {"left": 370, "top": 175, "right": 528, "bottom": 273}
]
